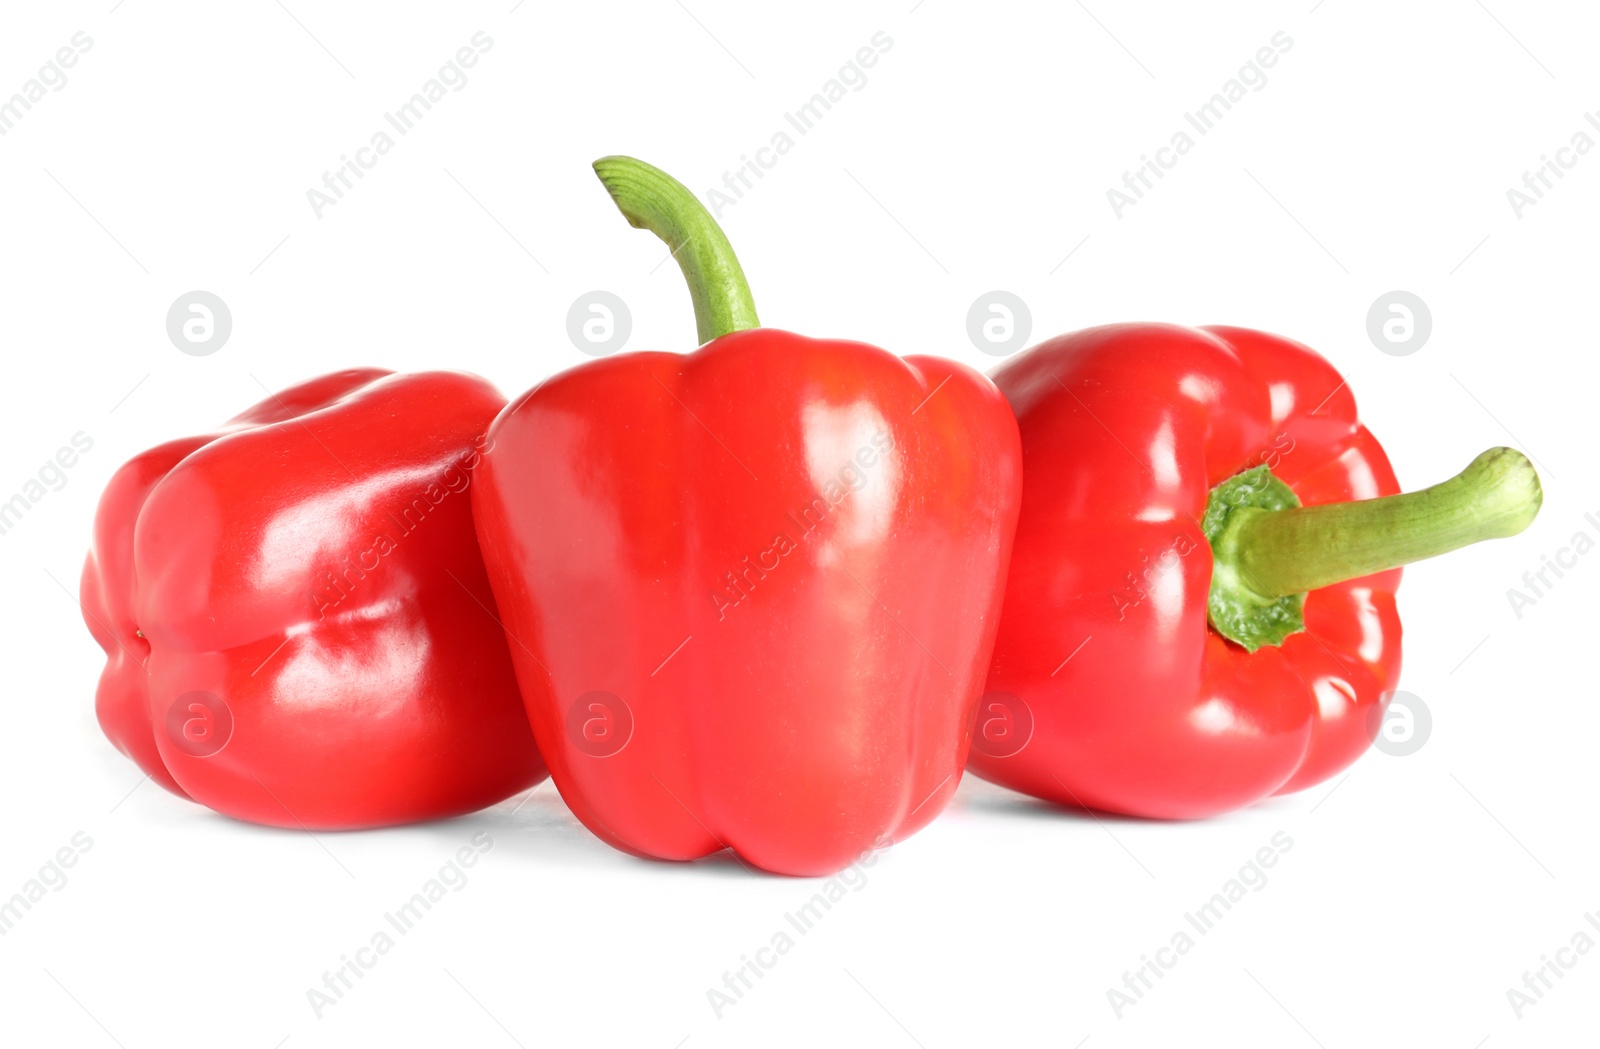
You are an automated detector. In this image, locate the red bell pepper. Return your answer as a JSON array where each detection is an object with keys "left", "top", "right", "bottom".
[
  {"left": 975, "top": 324, "right": 1541, "bottom": 818},
  {"left": 81, "top": 369, "right": 546, "bottom": 828},
  {"left": 472, "top": 157, "right": 1022, "bottom": 875}
]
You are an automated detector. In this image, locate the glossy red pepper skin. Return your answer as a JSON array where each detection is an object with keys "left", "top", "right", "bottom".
[
  {"left": 473, "top": 329, "right": 1022, "bottom": 875},
  {"left": 81, "top": 369, "right": 546, "bottom": 829},
  {"left": 975, "top": 324, "right": 1403, "bottom": 819}
]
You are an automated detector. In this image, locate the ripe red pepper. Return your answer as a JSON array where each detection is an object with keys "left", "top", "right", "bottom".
[
  {"left": 81, "top": 369, "right": 546, "bottom": 828},
  {"left": 473, "top": 157, "right": 1022, "bottom": 875},
  {"left": 974, "top": 324, "right": 1541, "bottom": 818}
]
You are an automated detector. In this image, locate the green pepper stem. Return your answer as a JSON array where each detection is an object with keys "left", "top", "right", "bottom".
[
  {"left": 1230, "top": 446, "right": 1543, "bottom": 597},
  {"left": 592, "top": 155, "right": 760, "bottom": 344}
]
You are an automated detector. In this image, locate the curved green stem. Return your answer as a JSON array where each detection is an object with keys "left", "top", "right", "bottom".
[
  {"left": 1205, "top": 447, "right": 1543, "bottom": 650},
  {"left": 592, "top": 155, "right": 760, "bottom": 344}
]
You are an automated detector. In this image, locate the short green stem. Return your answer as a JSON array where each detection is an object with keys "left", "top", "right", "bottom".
[
  {"left": 592, "top": 155, "right": 760, "bottom": 344},
  {"left": 1236, "top": 447, "right": 1542, "bottom": 595},
  {"left": 1205, "top": 447, "right": 1543, "bottom": 651}
]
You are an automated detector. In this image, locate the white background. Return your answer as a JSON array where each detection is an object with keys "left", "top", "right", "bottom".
[{"left": 1, "top": 1, "right": 1595, "bottom": 1045}]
